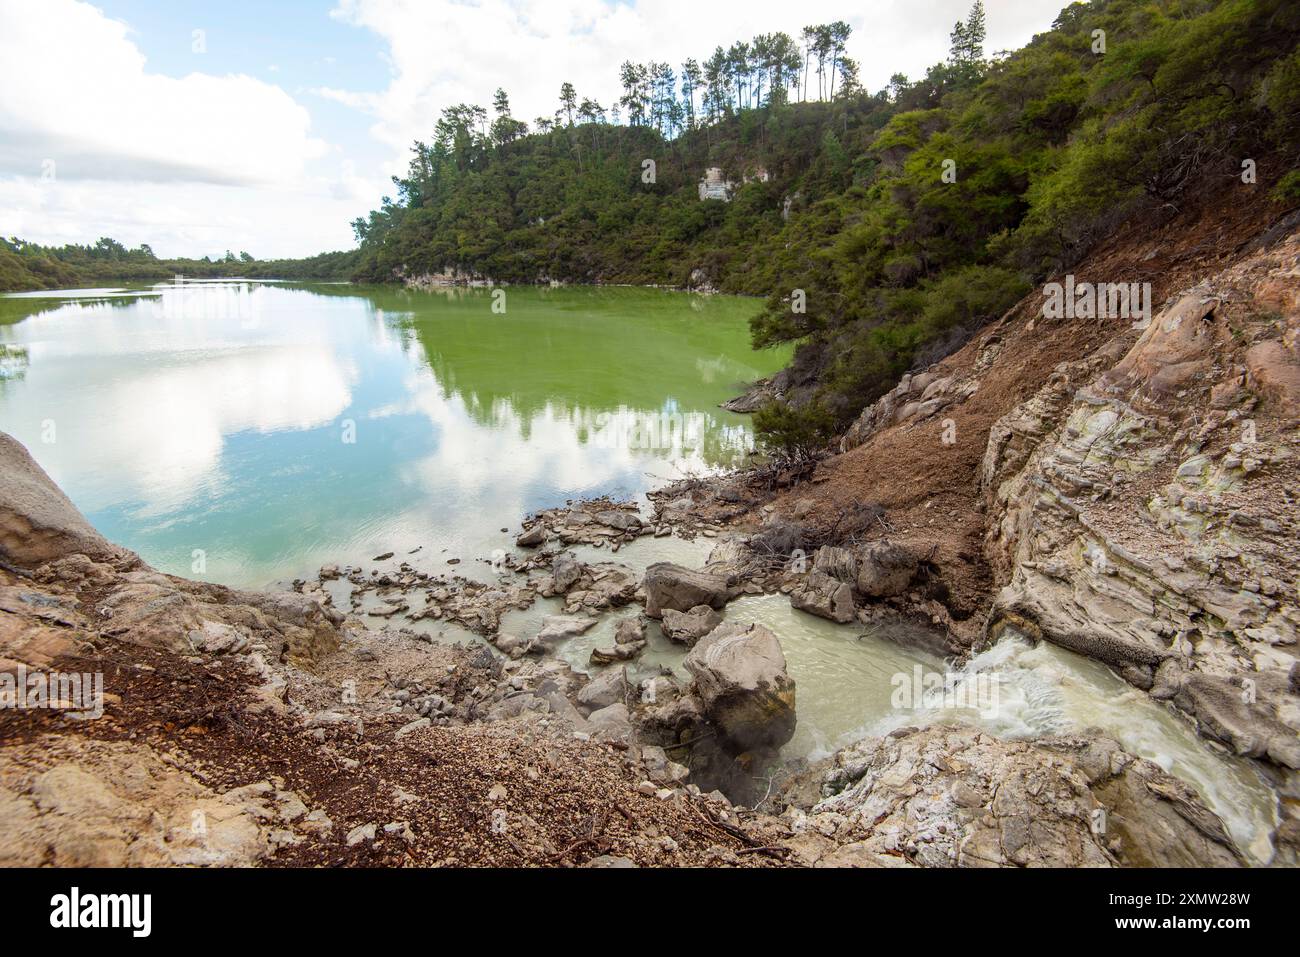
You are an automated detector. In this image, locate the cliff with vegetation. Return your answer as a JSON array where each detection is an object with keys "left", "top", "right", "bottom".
[{"left": 346, "top": 0, "right": 1300, "bottom": 449}]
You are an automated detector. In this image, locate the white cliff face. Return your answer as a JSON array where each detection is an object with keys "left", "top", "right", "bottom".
[
  {"left": 698, "top": 167, "right": 732, "bottom": 202},
  {"left": 697, "top": 166, "right": 771, "bottom": 202},
  {"left": 980, "top": 234, "right": 1300, "bottom": 772}
]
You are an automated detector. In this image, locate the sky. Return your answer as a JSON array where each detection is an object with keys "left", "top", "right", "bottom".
[{"left": 0, "top": 0, "right": 1074, "bottom": 259}]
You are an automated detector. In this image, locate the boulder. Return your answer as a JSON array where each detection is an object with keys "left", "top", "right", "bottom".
[
  {"left": 585, "top": 702, "right": 632, "bottom": 741},
  {"left": 563, "top": 563, "right": 637, "bottom": 611},
  {"left": 0, "top": 432, "right": 124, "bottom": 568},
  {"left": 855, "top": 542, "right": 920, "bottom": 598},
  {"left": 534, "top": 615, "right": 597, "bottom": 646},
  {"left": 788, "top": 570, "right": 856, "bottom": 623},
  {"left": 551, "top": 553, "right": 583, "bottom": 593},
  {"left": 682, "top": 622, "right": 796, "bottom": 753},
  {"left": 660, "top": 605, "right": 723, "bottom": 646},
  {"left": 589, "top": 641, "right": 642, "bottom": 665},
  {"left": 515, "top": 525, "right": 546, "bottom": 548},
  {"left": 812, "top": 546, "right": 858, "bottom": 584},
  {"left": 578, "top": 666, "right": 628, "bottom": 710},
  {"left": 643, "top": 563, "right": 729, "bottom": 619},
  {"left": 615, "top": 618, "right": 646, "bottom": 645},
  {"left": 589, "top": 616, "right": 648, "bottom": 663},
  {"left": 594, "top": 510, "right": 643, "bottom": 532}
]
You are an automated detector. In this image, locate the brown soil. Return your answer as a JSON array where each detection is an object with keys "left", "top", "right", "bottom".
[
  {"left": 764, "top": 180, "right": 1299, "bottom": 628},
  {"left": 0, "top": 637, "right": 786, "bottom": 867}
]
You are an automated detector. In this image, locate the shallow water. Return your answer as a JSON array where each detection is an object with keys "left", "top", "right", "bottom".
[{"left": 518, "top": 538, "right": 1277, "bottom": 864}]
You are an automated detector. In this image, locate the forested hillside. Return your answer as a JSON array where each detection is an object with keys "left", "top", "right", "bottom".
[
  {"left": 350, "top": 0, "right": 1300, "bottom": 446},
  {"left": 0, "top": 237, "right": 359, "bottom": 292}
]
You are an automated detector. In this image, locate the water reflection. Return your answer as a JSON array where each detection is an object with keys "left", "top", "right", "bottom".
[{"left": 0, "top": 281, "right": 787, "bottom": 588}]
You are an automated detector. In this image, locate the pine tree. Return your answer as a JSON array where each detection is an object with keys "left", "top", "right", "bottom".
[
  {"left": 964, "top": 0, "right": 986, "bottom": 61},
  {"left": 559, "top": 82, "right": 577, "bottom": 126}
]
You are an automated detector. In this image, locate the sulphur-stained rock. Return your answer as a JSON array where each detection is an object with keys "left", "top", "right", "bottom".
[
  {"left": 0, "top": 432, "right": 126, "bottom": 568},
  {"left": 0, "top": 736, "right": 282, "bottom": 867},
  {"left": 855, "top": 542, "right": 919, "bottom": 598},
  {"left": 682, "top": 622, "right": 796, "bottom": 753},
  {"left": 1072, "top": 735, "right": 1246, "bottom": 867},
  {"left": 788, "top": 570, "right": 856, "bottom": 623},
  {"left": 1173, "top": 673, "right": 1300, "bottom": 769},
  {"left": 811, "top": 725, "right": 1243, "bottom": 868},
  {"left": 643, "top": 562, "right": 729, "bottom": 619},
  {"left": 1099, "top": 293, "right": 1217, "bottom": 398},
  {"left": 1245, "top": 338, "right": 1300, "bottom": 419},
  {"left": 660, "top": 605, "right": 723, "bottom": 645}
]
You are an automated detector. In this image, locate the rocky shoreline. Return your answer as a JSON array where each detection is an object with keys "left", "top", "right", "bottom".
[
  {"left": 0, "top": 421, "right": 1285, "bottom": 867},
  {"left": 1, "top": 210, "right": 1296, "bottom": 869}
]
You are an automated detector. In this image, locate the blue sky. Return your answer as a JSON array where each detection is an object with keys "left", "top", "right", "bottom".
[{"left": 0, "top": 0, "right": 1072, "bottom": 259}]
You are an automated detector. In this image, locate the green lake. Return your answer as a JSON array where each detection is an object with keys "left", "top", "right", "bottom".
[{"left": 0, "top": 281, "right": 788, "bottom": 588}]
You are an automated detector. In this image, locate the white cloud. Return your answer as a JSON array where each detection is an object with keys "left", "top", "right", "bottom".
[
  {"left": 0, "top": 0, "right": 385, "bottom": 257},
  {"left": 7, "top": 290, "right": 356, "bottom": 514},
  {"left": 0, "top": 175, "right": 368, "bottom": 258},
  {"left": 0, "top": 0, "right": 327, "bottom": 185}
]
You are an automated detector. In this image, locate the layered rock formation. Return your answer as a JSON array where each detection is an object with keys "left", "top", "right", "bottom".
[
  {"left": 787, "top": 725, "right": 1244, "bottom": 868},
  {"left": 980, "top": 237, "right": 1300, "bottom": 771}
]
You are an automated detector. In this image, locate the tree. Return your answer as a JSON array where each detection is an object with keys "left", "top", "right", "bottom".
[
  {"left": 577, "top": 98, "right": 604, "bottom": 124},
  {"left": 965, "top": 0, "right": 986, "bottom": 61},
  {"left": 826, "top": 21, "right": 852, "bottom": 100},
  {"left": 490, "top": 89, "right": 527, "bottom": 145},
  {"left": 801, "top": 26, "right": 817, "bottom": 101},
  {"left": 703, "top": 47, "right": 729, "bottom": 121},
  {"left": 681, "top": 58, "right": 702, "bottom": 128},
  {"left": 649, "top": 61, "right": 677, "bottom": 134},
  {"left": 949, "top": 1, "right": 987, "bottom": 78},
  {"left": 559, "top": 82, "right": 577, "bottom": 125},
  {"left": 813, "top": 26, "right": 832, "bottom": 100},
  {"left": 767, "top": 32, "right": 803, "bottom": 106},
  {"left": 727, "top": 42, "right": 750, "bottom": 109},
  {"left": 618, "top": 62, "right": 649, "bottom": 125}
]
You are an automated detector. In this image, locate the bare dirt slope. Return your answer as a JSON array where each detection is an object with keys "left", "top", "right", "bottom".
[{"left": 771, "top": 185, "right": 1299, "bottom": 637}]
